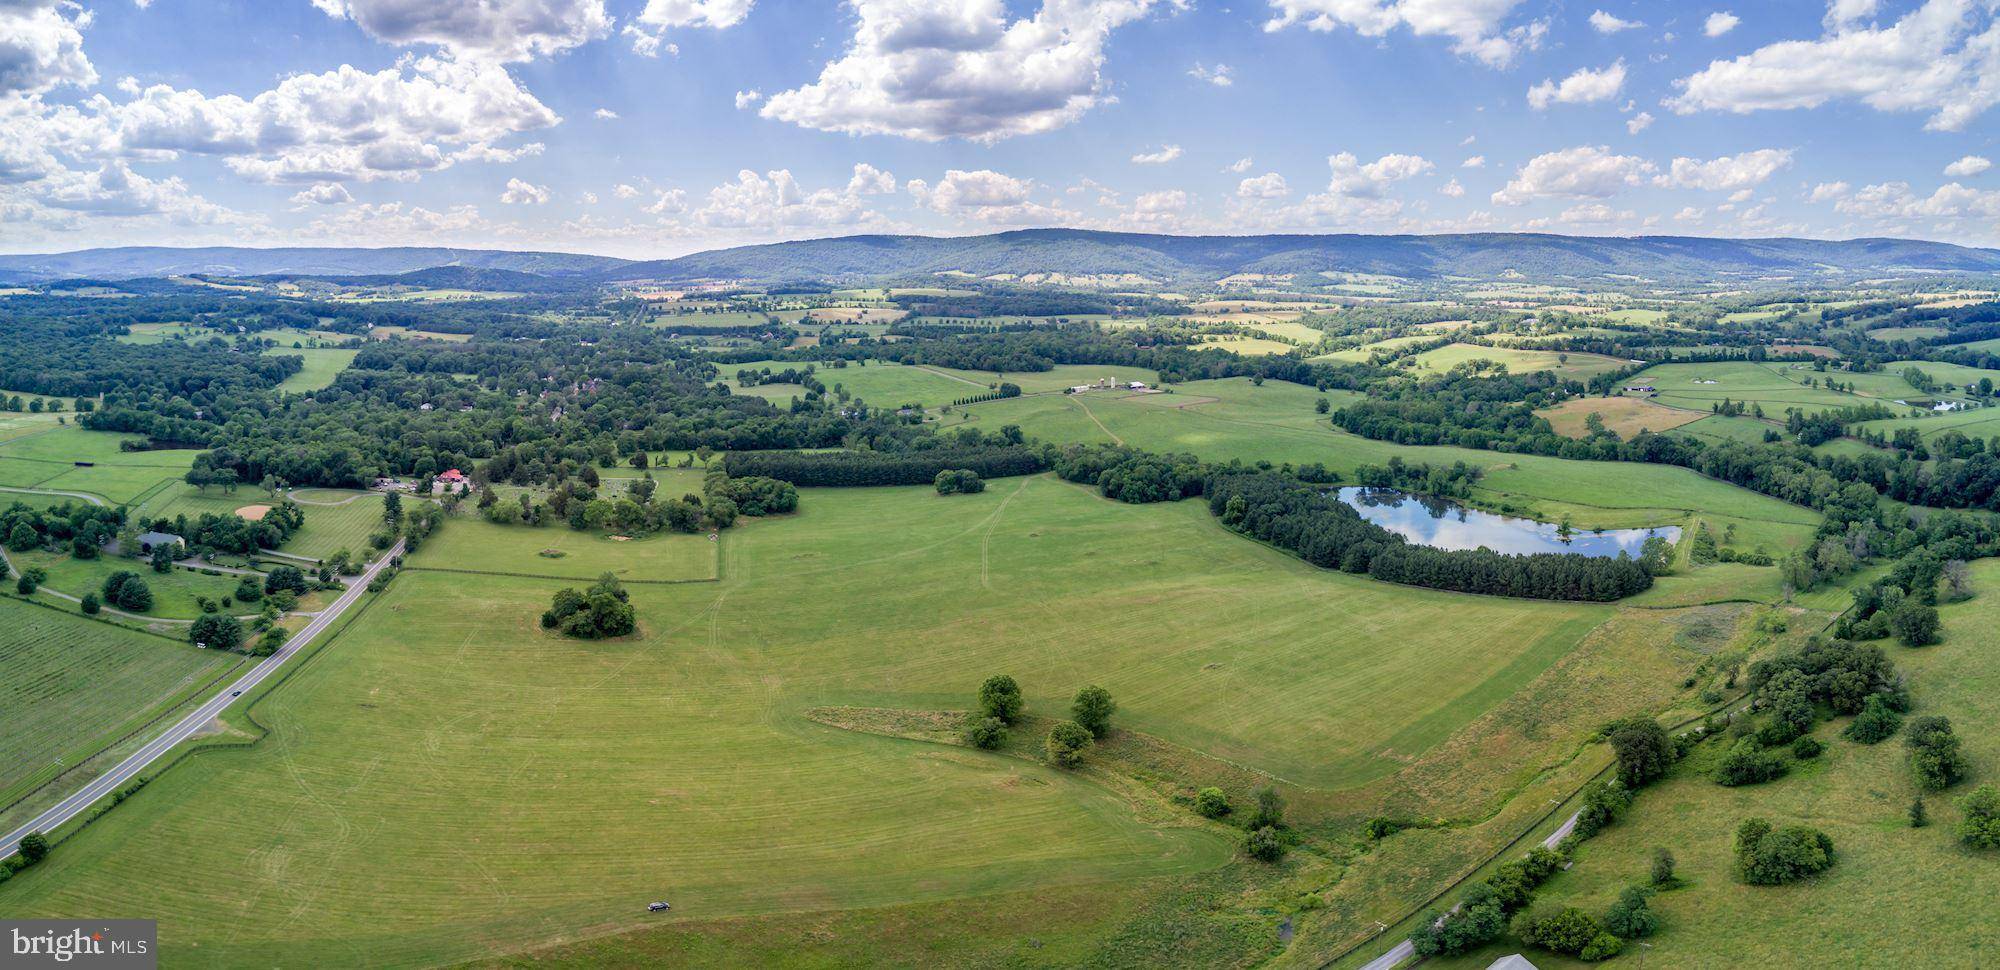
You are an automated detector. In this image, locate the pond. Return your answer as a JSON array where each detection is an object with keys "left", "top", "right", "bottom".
[{"left": 1334, "top": 487, "right": 1679, "bottom": 558}]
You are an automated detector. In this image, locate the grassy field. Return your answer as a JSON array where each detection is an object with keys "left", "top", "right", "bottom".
[
  {"left": 1432, "top": 560, "right": 2000, "bottom": 969},
  {"left": 413, "top": 512, "right": 717, "bottom": 581},
  {"left": 1866, "top": 326, "right": 1949, "bottom": 341},
  {"left": 11, "top": 548, "right": 253, "bottom": 620},
  {"left": 1196, "top": 334, "right": 1299, "bottom": 356},
  {"left": 0, "top": 428, "right": 201, "bottom": 505},
  {"left": 0, "top": 597, "right": 233, "bottom": 802},
  {"left": 1538, "top": 396, "right": 1704, "bottom": 438},
  {"left": 0, "top": 478, "right": 1659, "bottom": 965},
  {"left": 955, "top": 377, "right": 1820, "bottom": 551},
  {"left": 1631, "top": 361, "right": 1874, "bottom": 415},
  {"left": 1406, "top": 344, "right": 1630, "bottom": 379},
  {"left": 267, "top": 347, "right": 360, "bottom": 392},
  {"left": 281, "top": 489, "right": 388, "bottom": 561},
  {"left": 725, "top": 359, "right": 984, "bottom": 409},
  {"left": 1851, "top": 404, "right": 2000, "bottom": 442}
]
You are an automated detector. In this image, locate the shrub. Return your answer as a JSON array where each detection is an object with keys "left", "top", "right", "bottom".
[
  {"left": 1070, "top": 684, "right": 1115, "bottom": 738},
  {"left": 1249, "top": 786, "right": 1285, "bottom": 829},
  {"left": 1714, "top": 740, "right": 1788, "bottom": 787},
  {"left": 189, "top": 613, "right": 245, "bottom": 652},
  {"left": 1365, "top": 816, "right": 1409, "bottom": 840},
  {"left": 1957, "top": 785, "right": 2000, "bottom": 849},
  {"left": 1044, "top": 720, "right": 1092, "bottom": 768},
  {"left": 79, "top": 592, "right": 99, "bottom": 615},
  {"left": 1603, "top": 886, "right": 1657, "bottom": 939},
  {"left": 1890, "top": 600, "right": 1941, "bottom": 647},
  {"left": 1573, "top": 777, "right": 1633, "bottom": 839},
  {"left": 254, "top": 627, "right": 286, "bottom": 656},
  {"left": 1734, "top": 818, "right": 1835, "bottom": 885},
  {"left": 1411, "top": 883, "right": 1505, "bottom": 957},
  {"left": 1650, "top": 847, "right": 1677, "bottom": 887},
  {"left": 17, "top": 832, "right": 49, "bottom": 865},
  {"left": 1245, "top": 825, "right": 1285, "bottom": 862},
  {"left": 1193, "top": 787, "right": 1230, "bottom": 819},
  {"left": 265, "top": 565, "right": 309, "bottom": 596},
  {"left": 1580, "top": 932, "right": 1625, "bottom": 961},
  {"left": 1843, "top": 694, "right": 1903, "bottom": 744},
  {"left": 1791, "top": 736, "right": 1824, "bottom": 760},
  {"left": 1910, "top": 797, "right": 1928, "bottom": 828},
  {"left": 101, "top": 571, "right": 152, "bottom": 612},
  {"left": 963, "top": 716, "right": 1006, "bottom": 750},
  {"left": 1606, "top": 716, "right": 1674, "bottom": 790},
  {"left": 1512, "top": 906, "right": 1609, "bottom": 957},
  {"left": 933, "top": 468, "right": 986, "bottom": 495},
  {"left": 977, "top": 675, "right": 1023, "bottom": 724},
  {"left": 539, "top": 574, "right": 636, "bottom": 639},
  {"left": 1907, "top": 715, "right": 1969, "bottom": 791}
]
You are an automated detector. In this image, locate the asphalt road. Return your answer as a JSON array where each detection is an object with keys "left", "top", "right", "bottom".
[{"left": 0, "top": 539, "right": 403, "bottom": 859}]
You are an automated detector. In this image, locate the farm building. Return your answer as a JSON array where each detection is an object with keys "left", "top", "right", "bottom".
[
  {"left": 136, "top": 531, "right": 184, "bottom": 555},
  {"left": 433, "top": 469, "right": 471, "bottom": 495}
]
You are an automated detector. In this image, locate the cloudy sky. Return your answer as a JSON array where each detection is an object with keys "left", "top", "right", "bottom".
[{"left": 3, "top": 0, "right": 1999, "bottom": 258}]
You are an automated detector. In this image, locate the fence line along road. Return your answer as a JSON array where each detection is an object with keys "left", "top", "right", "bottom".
[{"left": 0, "top": 539, "right": 403, "bottom": 859}]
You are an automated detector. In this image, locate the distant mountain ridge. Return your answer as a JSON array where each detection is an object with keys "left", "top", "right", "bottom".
[
  {"left": 0, "top": 246, "right": 629, "bottom": 283},
  {"left": 5, "top": 231, "right": 2000, "bottom": 287},
  {"left": 604, "top": 230, "right": 2000, "bottom": 284}
]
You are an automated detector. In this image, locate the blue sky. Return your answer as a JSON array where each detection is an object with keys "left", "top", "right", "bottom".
[{"left": 2, "top": 0, "right": 1998, "bottom": 257}]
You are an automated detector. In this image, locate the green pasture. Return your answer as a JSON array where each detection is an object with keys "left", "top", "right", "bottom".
[
  {"left": 0, "top": 429, "right": 201, "bottom": 505},
  {"left": 1433, "top": 560, "right": 2000, "bottom": 969},
  {"left": 12, "top": 548, "right": 253, "bottom": 621},
  {"left": 0, "top": 598, "right": 232, "bottom": 805},
  {"left": 1407, "top": 344, "right": 1630, "bottom": 379},
  {"left": 957, "top": 377, "right": 1818, "bottom": 550},
  {"left": 280, "top": 490, "right": 388, "bottom": 561},
  {"left": 1850, "top": 405, "right": 2000, "bottom": 442},
  {"left": 1867, "top": 326, "right": 1949, "bottom": 342},
  {"left": 267, "top": 347, "right": 360, "bottom": 392},
  {"left": 1631, "top": 361, "right": 1876, "bottom": 415},
  {"left": 413, "top": 512, "right": 716, "bottom": 581},
  {"left": 0, "top": 479, "right": 1647, "bottom": 964}
]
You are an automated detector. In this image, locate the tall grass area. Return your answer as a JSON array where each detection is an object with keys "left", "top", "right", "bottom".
[{"left": 1432, "top": 560, "right": 2000, "bottom": 969}]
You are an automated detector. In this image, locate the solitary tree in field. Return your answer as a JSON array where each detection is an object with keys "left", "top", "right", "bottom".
[
  {"left": 1071, "top": 685, "right": 1115, "bottom": 738},
  {"left": 382, "top": 491, "right": 402, "bottom": 530},
  {"left": 977, "top": 675, "right": 1023, "bottom": 724}
]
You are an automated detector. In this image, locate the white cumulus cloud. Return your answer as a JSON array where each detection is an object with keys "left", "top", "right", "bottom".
[
  {"left": 1527, "top": 61, "right": 1626, "bottom": 110},
  {"left": 1131, "top": 144, "right": 1183, "bottom": 165},
  {"left": 500, "top": 177, "right": 550, "bottom": 204},
  {"left": 1264, "top": 0, "right": 1546, "bottom": 68},
  {"left": 761, "top": 0, "right": 1171, "bottom": 143},
  {"left": 310, "top": 0, "right": 612, "bottom": 62},
  {"left": 1589, "top": 10, "right": 1643, "bottom": 34},
  {"left": 1705, "top": 11, "right": 1740, "bottom": 37},
  {"left": 626, "top": 0, "right": 754, "bottom": 56},
  {"left": 1237, "top": 172, "right": 1290, "bottom": 198},
  {"left": 0, "top": 0, "right": 97, "bottom": 95},
  {"left": 1669, "top": 0, "right": 2000, "bottom": 132},
  {"left": 1492, "top": 145, "right": 1655, "bottom": 205},
  {"left": 1945, "top": 154, "right": 1992, "bottom": 177},
  {"left": 1655, "top": 148, "right": 1794, "bottom": 191}
]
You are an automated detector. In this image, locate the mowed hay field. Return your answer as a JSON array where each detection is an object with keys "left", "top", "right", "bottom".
[
  {"left": 0, "top": 427, "right": 202, "bottom": 505},
  {"left": 1406, "top": 343, "right": 1630, "bottom": 379},
  {"left": 0, "top": 479, "right": 1628, "bottom": 966},
  {"left": 0, "top": 598, "right": 233, "bottom": 804},
  {"left": 957, "top": 377, "right": 1820, "bottom": 553},
  {"left": 1538, "top": 396, "right": 1704, "bottom": 438},
  {"left": 1631, "top": 360, "right": 1885, "bottom": 416},
  {"left": 267, "top": 346, "right": 359, "bottom": 392},
  {"left": 1432, "top": 560, "right": 2000, "bottom": 970},
  {"left": 413, "top": 513, "right": 717, "bottom": 581}
]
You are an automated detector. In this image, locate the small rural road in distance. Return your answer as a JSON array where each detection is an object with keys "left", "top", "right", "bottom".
[
  {"left": 1353, "top": 808, "right": 1583, "bottom": 970},
  {"left": 0, "top": 539, "right": 404, "bottom": 860}
]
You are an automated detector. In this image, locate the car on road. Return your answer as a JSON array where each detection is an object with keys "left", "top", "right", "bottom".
[
  {"left": 647, "top": 901, "right": 671, "bottom": 912},
  {"left": 230, "top": 690, "right": 241, "bottom": 697}
]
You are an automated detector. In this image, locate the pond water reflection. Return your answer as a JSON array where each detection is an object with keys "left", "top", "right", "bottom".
[{"left": 1335, "top": 487, "right": 1679, "bottom": 558}]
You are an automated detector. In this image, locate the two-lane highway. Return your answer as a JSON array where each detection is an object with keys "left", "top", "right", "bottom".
[{"left": 0, "top": 539, "right": 404, "bottom": 859}]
